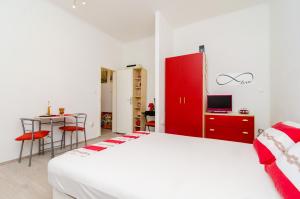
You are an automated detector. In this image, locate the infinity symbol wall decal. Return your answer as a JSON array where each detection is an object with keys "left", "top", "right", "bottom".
[{"left": 216, "top": 72, "right": 254, "bottom": 86}]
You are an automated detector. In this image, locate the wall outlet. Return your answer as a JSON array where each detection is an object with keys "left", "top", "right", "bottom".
[
  {"left": 199, "top": 45, "right": 205, "bottom": 53},
  {"left": 90, "top": 122, "right": 94, "bottom": 128}
]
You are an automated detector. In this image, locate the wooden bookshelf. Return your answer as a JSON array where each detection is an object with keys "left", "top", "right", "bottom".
[{"left": 132, "top": 67, "right": 147, "bottom": 131}]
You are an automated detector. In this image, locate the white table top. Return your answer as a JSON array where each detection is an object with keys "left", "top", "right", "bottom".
[{"left": 35, "top": 114, "right": 77, "bottom": 120}]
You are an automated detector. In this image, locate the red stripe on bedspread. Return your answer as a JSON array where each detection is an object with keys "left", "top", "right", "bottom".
[
  {"left": 265, "top": 162, "right": 300, "bottom": 199},
  {"left": 104, "top": 139, "right": 125, "bottom": 144},
  {"left": 122, "top": 135, "right": 140, "bottom": 139},
  {"left": 253, "top": 139, "right": 276, "bottom": 164},
  {"left": 133, "top": 131, "right": 150, "bottom": 135},
  {"left": 84, "top": 145, "right": 107, "bottom": 151}
]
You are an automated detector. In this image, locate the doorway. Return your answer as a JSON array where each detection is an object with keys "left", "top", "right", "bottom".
[{"left": 100, "top": 67, "right": 115, "bottom": 136}]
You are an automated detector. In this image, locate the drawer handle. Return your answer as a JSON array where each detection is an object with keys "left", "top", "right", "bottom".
[
  {"left": 242, "top": 119, "right": 249, "bottom": 122},
  {"left": 242, "top": 131, "right": 249, "bottom": 135},
  {"left": 209, "top": 118, "right": 215, "bottom": 120},
  {"left": 209, "top": 129, "right": 215, "bottom": 132}
]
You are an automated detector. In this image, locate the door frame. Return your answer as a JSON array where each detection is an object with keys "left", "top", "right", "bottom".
[{"left": 99, "top": 66, "right": 116, "bottom": 136}]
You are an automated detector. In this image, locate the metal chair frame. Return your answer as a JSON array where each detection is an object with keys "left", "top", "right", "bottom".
[
  {"left": 19, "top": 118, "right": 46, "bottom": 167},
  {"left": 144, "top": 111, "right": 155, "bottom": 131},
  {"left": 60, "top": 113, "right": 87, "bottom": 150}
]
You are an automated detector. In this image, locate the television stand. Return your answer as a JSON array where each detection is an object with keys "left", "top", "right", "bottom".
[{"left": 205, "top": 112, "right": 255, "bottom": 143}]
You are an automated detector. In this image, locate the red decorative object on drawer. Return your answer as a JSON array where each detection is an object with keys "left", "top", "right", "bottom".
[
  {"left": 205, "top": 113, "right": 255, "bottom": 143},
  {"left": 165, "top": 53, "right": 204, "bottom": 137}
]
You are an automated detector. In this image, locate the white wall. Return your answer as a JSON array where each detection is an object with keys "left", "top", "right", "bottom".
[
  {"left": 101, "top": 82, "right": 113, "bottom": 112},
  {"left": 173, "top": 4, "right": 271, "bottom": 131},
  {"left": 155, "top": 12, "right": 174, "bottom": 133},
  {"left": 121, "top": 36, "right": 155, "bottom": 104},
  {"left": 270, "top": 0, "right": 300, "bottom": 123},
  {"left": 0, "top": 0, "right": 122, "bottom": 163}
]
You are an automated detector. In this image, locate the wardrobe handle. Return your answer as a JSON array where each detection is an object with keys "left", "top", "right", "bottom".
[
  {"left": 209, "top": 117, "right": 215, "bottom": 120},
  {"left": 242, "top": 131, "right": 249, "bottom": 135},
  {"left": 242, "top": 119, "right": 249, "bottom": 122},
  {"left": 209, "top": 128, "right": 215, "bottom": 132},
  {"left": 179, "top": 97, "right": 182, "bottom": 104},
  {"left": 183, "top": 97, "right": 186, "bottom": 104}
]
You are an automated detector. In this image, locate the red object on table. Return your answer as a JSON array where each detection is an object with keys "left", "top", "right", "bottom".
[{"left": 148, "top": 103, "right": 155, "bottom": 111}]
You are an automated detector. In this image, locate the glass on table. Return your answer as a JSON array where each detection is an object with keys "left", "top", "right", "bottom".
[{"left": 59, "top": 107, "right": 65, "bottom": 115}]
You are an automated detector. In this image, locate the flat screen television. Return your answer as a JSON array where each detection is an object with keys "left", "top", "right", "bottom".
[{"left": 207, "top": 95, "right": 232, "bottom": 113}]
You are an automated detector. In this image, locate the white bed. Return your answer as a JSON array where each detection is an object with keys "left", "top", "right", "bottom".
[{"left": 48, "top": 133, "right": 281, "bottom": 199}]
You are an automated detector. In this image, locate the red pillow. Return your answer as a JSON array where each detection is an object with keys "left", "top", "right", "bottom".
[
  {"left": 265, "top": 143, "right": 300, "bottom": 199},
  {"left": 253, "top": 121, "right": 300, "bottom": 164}
]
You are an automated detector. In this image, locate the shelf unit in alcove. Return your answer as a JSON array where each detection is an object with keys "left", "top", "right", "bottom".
[{"left": 132, "top": 67, "right": 147, "bottom": 131}]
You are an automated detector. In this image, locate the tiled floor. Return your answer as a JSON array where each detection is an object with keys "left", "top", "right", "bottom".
[{"left": 0, "top": 129, "right": 116, "bottom": 199}]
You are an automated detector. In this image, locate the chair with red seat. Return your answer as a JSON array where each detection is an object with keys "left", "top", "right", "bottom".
[
  {"left": 16, "top": 118, "right": 49, "bottom": 167},
  {"left": 146, "top": 121, "right": 155, "bottom": 129},
  {"left": 144, "top": 111, "right": 155, "bottom": 131},
  {"left": 59, "top": 113, "right": 87, "bottom": 150}
]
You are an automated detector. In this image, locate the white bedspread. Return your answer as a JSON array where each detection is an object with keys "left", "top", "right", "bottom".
[{"left": 48, "top": 133, "right": 280, "bottom": 199}]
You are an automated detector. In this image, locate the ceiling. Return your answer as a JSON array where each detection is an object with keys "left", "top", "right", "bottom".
[{"left": 50, "top": 0, "right": 268, "bottom": 42}]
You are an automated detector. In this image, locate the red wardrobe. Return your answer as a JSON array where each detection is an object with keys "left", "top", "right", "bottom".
[{"left": 165, "top": 53, "right": 204, "bottom": 137}]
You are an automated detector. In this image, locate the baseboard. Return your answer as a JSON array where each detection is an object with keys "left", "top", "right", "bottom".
[{"left": 0, "top": 136, "right": 102, "bottom": 166}]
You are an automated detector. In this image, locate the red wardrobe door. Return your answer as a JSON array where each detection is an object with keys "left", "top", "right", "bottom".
[
  {"left": 165, "top": 57, "right": 182, "bottom": 135},
  {"left": 181, "top": 53, "right": 203, "bottom": 137},
  {"left": 166, "top": 53, "right": 203, "bottom": 137}
]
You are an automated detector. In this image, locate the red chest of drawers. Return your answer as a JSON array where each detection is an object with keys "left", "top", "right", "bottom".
[{"left": 205, "top": 113, "right": 255, "bottom": 144}]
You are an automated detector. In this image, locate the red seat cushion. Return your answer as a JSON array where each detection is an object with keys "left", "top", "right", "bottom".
[
  {"left": 15, "top": 131, "right": 49, "bottom": 141},
  {"left": 59, "top": 126, "right": 85, "bottom": 132},
  {"left": 146, "top": 121, "right": 155, "bottom": 127}
]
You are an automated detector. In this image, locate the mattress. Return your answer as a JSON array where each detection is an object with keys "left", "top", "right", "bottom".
[{"left": 48, "top": 133, "right": 281, "bottom": 199}]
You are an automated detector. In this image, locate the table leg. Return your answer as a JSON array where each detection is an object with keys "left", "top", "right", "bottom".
[
  {"left": 51, "top": 119, "right": 54, "bottom": 158},
  {"left": 76, "top": 117, "right": 79, "bottom": 148},
  {"left": 38, "top": 139, "right": 41, "bottom": 155}
]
